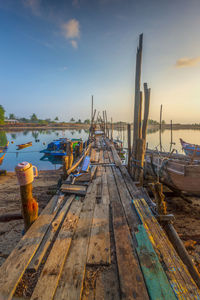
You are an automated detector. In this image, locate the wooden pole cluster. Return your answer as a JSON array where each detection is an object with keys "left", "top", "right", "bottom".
[{"left": 131, "top": 34, "right": 151, "bottom": 184}]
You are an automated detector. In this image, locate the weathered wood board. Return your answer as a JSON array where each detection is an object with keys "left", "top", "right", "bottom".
[
  {"left": 31, "top": 198, "right": 83, "bottom": 300},
  {"left": 28, "top": 195, "right": 75, "bottom": 271},
  {"left": 61, "top": 183, "right": 87, "bottom": 195},
  {"left": 53, "top": 181, "right": 97, "bottom": 299},
  {"left": 87, "top": 203, "right": 110, "bottom": 265}
]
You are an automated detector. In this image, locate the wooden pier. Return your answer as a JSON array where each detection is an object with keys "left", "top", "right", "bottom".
[{"left": 0, "top": 136, "right": 200, "bottom": 299}]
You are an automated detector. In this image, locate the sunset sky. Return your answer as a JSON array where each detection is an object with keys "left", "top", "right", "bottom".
[{"left": 0, "top": 0, "right": 200, "bottom": 123}]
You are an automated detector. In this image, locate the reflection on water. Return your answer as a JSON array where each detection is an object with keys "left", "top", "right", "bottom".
[
  {"left": 0, "top": 129, "right": 89, "bottom": 171},
  {"left": 1, "top": 127, "right": 200, "bottom": 171},
  {"left": 113, "top": 128, "right": 200, "bottom": 154}
]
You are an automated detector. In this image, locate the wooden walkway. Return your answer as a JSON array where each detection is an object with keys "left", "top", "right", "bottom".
[{"left": 0, "top": 137, "right": 200, "bottom": 299}]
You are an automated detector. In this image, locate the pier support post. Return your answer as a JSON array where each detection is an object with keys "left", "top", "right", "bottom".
[{"left": 15, "top": 162, "right": 38, "bottom": 232}]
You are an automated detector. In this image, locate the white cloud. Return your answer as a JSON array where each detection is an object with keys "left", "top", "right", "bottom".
[
  {"left": 70, "top": 40, "right": 78, "bottom": 49},
  {"left": 61, "top": 19, "right": 80, "bottom": 39},
  {"left": 175, "top": 57, "right": 200, "bottom": 68},
  {"left": 61, "top": 19, "right": 80, "bottom": 49}
]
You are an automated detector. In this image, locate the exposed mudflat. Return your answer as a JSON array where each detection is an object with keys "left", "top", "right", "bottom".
[{"left": 0, "top": 170, "right": 61, "bottom": 267}]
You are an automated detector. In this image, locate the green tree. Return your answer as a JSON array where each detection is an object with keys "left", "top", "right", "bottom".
[
  {"left": 55, "top": 117, "right": 59, "bottom": 121},
  {"left": 78, "top": 119, "right": 81, "bottom": 123},
  {"left": 70, "top": 117, "right": 75, "bottom": 122},
  {"left": 0, "top": 105, "right": 5, "bottom": 124},
  {"left": 0, "top": 131, "right": 7, "bottom": 146},
  {"left": 30, "top": 113, "right": 38, "bottom": 122},
  {"left": 9, "top": 113, "right": 16, "bottom": 119},
  {"left": 84, "top": 119, "right": 90, "bottom": 124},
  {"left": 162, "top": 120, "right": 166, "bottom": 124}
]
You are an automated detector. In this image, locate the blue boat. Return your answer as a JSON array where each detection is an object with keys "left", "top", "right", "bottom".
[
  {"left": 180, "top": 138, "right": 200, "bottom": 157},
  {"left": 40, "top": 138, "right": 84, "bottom": 157}
]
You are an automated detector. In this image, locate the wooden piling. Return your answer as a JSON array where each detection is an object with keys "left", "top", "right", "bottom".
[
  {"left": 159, "top": 104, "right": 162, "bottom": 152},
  {"left": 142, "top": 83, "right": 151, "bottom": 141},
  {"left": 127, "top": 124, "right": 131, "bottom": 173}
]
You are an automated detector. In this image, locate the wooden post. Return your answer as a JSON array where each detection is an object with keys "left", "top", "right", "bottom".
[
  {"left": 91, "top": 95, "right": 93, "bottom": 126},
  {"left": 142, "top": 83, "right": 151, "bottom": 141},
  {"left": 170, "top": 120, "right": 173, "bottom": 152},
  {"left": 15, "top": 162, "right": 38, "bottom": 232},
  {"left": 111, "top": 117, "right": 113, "bottom": 140},
  {"left": 138, "top": 91, "right": 143, "bottom": 139},
  {"left": 105, "top": 110, "right": 109, "bottom": 138},
  {"left": 127, "top": 124, "right": 131, "bottom": 173},
  {"left": 159, "top": 104, "right": 162, "bottom": 152},
  {"left": 132, "top": 33, "right": 143, "bottom": 158}
]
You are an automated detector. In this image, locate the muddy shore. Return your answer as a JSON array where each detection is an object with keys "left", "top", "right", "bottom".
[{"left": 0, "top": 170, "right": 61, "bottom": 267}]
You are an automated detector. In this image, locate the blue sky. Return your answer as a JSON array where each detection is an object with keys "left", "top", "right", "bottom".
[{"left": 0, "top": 0, "right": 200, "bottom": 123}]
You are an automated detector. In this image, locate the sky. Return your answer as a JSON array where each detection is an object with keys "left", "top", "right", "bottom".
[{"left": 0, "top": 0, "right": 200, "bottom": 123}]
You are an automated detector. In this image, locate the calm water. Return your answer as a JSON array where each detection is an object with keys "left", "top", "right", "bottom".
[
  {"left": 1, "top": 128, "right": 200, "bottom": 171},
  {"left": 0, "top": 129, "right": 89, "bottom": 171},
  {"left": 113, "top": 128, "right": 200, "bottom": 153}
]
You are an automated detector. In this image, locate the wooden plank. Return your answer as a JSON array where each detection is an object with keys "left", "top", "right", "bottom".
[
  {"left": 53, "top": 180, "right": 97, "bottom": 300},
  {"left": 101, "top": 172, "right": 109, "bottom": 205},
  {"left": 94, "top": 151, "right": 99, "bottom": 163},
  {"left": 28, "top": 195, "right": 75, "bottom": 271},
  {"left": 106, "top": 167, "right": 149, "bottom": 299},
  {"left": 61, "top": 183, "right": 87, "bottom": 195},
  {"left": 133, "top": 198, "right": 200, "bottom": 299},
  {"left": 0, "top": 194, "right": 65, "bottom": 300},
  {"left": 31, "top": 198, "right": 83, "bottom": 300},
  {"left": 135, "top": 224, "right": 176, "bottom": 299},
  {"left": 90, "top": 148, "right": 96, "bottom": 162},
  {"left": 87, "top": 203, "right": 110, "bottom": 265}
]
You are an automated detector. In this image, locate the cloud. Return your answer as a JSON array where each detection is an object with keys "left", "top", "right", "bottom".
[
  {"left": 61, "top": 19, "right": 80, "bottom": 49},
  {"left": 61, "top": 19, "right": 80, "bottom": 39},
  {"left": 175, "top": 57, "right": 200, "bottom": 68},
  {"left": 23, "top": 0, "right": 41, "bottom": 16},
  {"left": 70, "top": 40, "right": 78, "bottom": 49}
]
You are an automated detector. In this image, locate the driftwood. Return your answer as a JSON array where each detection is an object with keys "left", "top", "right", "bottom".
[{"left": 0, "top": 213, "right": 22, "bottom": 222}]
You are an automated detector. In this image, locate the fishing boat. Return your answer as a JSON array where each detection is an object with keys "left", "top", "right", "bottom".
[
  {"left": 0, "top": 153, "right": 6, "bottom": 165},
  {"left": 180, "top": 138, "right": 200, "bottom": 158},
  {"left": 17, "top": 141, "right": 32, "bottom": 150},
  {"left": 40, "top": 138, "right": 83, "bottom": 157},
  {"left": 145, "top": 149, "right": 200, "bottom": 194}
]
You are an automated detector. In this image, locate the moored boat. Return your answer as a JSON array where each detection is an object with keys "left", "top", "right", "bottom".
[
  {"left": 180, "top": 138, "right": 200, "bottom": 158},
  {"left": 145, "top": 149, "right": 200, "bottom": 194},
  {"left": 17, "top": 141, "right": 32, "bottom": 150}
]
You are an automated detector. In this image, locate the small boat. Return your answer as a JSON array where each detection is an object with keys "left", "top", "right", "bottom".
[
  {"left": 0, "top": 153, "right": 6, "bottom": 165},
  {"left": 180, "top": 138, "right": 200, "bottom": 157},
  {"left": 17, "top": 141, "right": 32, "bottom": 150},
  {"left": 145, "top": 149, "right": 200, "bottom": 194},
  {"left": 40, "top": 138, "right": 83, "bottom": 157}
]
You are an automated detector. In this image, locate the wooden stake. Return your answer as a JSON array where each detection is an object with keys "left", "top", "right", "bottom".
[
  {"left": 132, "top": 33, "right": 143, "bottom": 157},
  {"left": 20, "top": 184, "right": 38, "bottom": 232},
  {"left": 159, "top": 104, "right": 162, "bottom": 152},
  {"left": 138, "top": 91, "right": 143, "bottom": 139},
  {"left": 142, "top": 83, "right": 151, "bottom": 141},
  {"left": 127, "top": 124, "right": 131, "bottom": 173}
]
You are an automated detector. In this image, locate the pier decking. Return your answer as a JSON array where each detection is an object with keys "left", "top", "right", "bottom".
[{"left": 0, "top": 137, "right": 200, "bottom": 299}]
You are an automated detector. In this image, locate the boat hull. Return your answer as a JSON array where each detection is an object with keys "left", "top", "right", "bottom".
[{"left": 145, "top": 152, "right": 200, "bottom": 194}]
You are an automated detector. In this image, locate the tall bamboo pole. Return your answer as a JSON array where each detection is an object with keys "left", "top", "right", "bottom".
[
  {"left": 127, "top": 123, "right": 131, "bottom": 173},
  {"left": 170, "top": 120, "right": 173, "bottom": 152},
  {"left": 111, "top": 117, "right": 113, "bottom": 140},
  {"left": 132, "top": 33, "right": 143, "bottom": 157},
  {"left": 138, "top": 91, "right": 143, "bottom": 139},
  {"left": 105, "top": 110, "right": 108, "bottom": 138},
  {"left": 159, "top": 104, "right": 163, "bottom": 152},
  {"left": 142, "top": 83, "right": 151, "bottom": 140}
]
